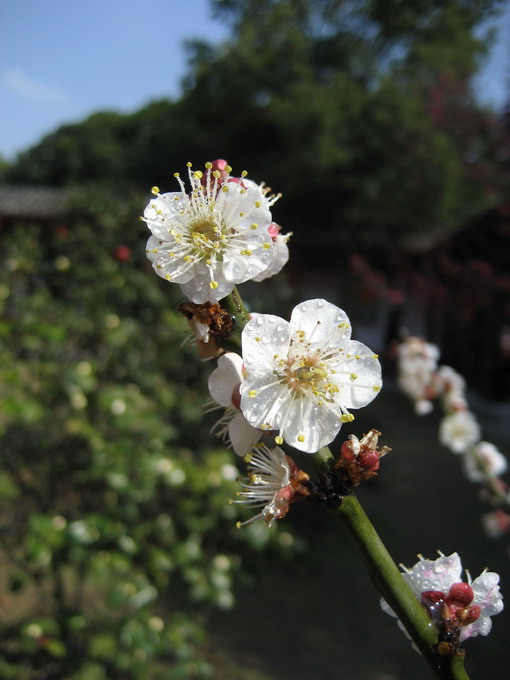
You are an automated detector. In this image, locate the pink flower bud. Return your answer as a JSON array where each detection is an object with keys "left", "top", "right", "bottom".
[{"left": 268, "top": 222, "right": 280, "bottom": 241}]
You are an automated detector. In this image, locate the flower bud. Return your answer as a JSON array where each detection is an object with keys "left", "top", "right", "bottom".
[
  {"left": 457, "top": 604, "right": 481, "bottom": 626},
  {"left": 421, "top": 590, "right": 445, "bottom": 606},
  {"left": 358, "top": 449, "right": 380, "bottom": 470},
  {"left": 447, "top": 582, "right": 474, "bottom": 608},
  {"left": 340, "top": 438, "right": 358, "bottom": 462}
]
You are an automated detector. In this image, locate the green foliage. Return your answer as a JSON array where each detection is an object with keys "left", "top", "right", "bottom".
[{"left": 0, "top": 188, "right": 299, "bottom": 678}]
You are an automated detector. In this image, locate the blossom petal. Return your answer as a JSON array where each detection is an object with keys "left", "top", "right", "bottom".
[
  {"left": 471, "top": 571, "right": 504, "bottom": 617},
  {"left": 402, "top": 553, "right": 462, "bottom": 594},
  {"left": 290, "top": 299, "right": 352, "bottom": 345},
  {"left": 240, "top": 378, "right": 289, "bottom": 430},
  {"left": 208, "top": 353, "right": 243, "bottom": 407},
  {"left": 229, "top": 413, "right": 261, "bottom": 457},
  {"left": 330, "top": 340, "right": 382, "bottom": 409},
  {"left": 180, "top": 272, "right": 234, "bottom": 304},
  {"left": 242, "top": 315, "right": 292, "bottom": 371},
  {"left": 278, "top": 396, "right": 342, "bottom": 452}
]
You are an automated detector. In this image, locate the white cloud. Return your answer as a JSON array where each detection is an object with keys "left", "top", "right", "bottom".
[{"left": 2, "top": 68, "right": 68, "bottom": 105}]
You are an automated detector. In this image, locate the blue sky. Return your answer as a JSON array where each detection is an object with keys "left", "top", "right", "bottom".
[{"left": 0, "top": 0, "right": 508, "bottom": 161}]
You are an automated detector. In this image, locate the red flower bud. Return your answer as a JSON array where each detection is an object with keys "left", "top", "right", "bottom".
[
  {"left": 421, "top": 590, "right": 446, "bottom": 606},
  {"left": 446, "top": 582, "right": 474, "bottom": 608},
  {"left": 211, "top": 159, "right": 229, "bottom": 174},
  {"left": 358, "top": 449, "right": 380, "bottom": 470},
  {"left": 340, "top": 439, "right": 356, "bottom": 462}
]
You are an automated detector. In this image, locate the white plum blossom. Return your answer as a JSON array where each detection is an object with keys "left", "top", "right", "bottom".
[
  {"left": 144, "top": 163, "right": 276, "bottom": 303},
  {"left": 438, "top": 365, "right": 468, "bottom": 413},
  {"left": 381, "top": 552, "right": 503, "bottom": 643},
  {"left": 463, "top": 441, "right": 508, "bottom": 483},
  {"left": 207, "top": 352, "right": 261, "bottom": 457},
  {"left": 234, "top": 445, "right": 302, "bottom": 527},
  {"left": 397, "top": 337, "right": 440, "bottom": 414},
  {"left": 239, "top": 299, "right": 382, "bottom": 453},
  {"left": 437, "top": 365, "right": 466, "bottom": 395},
  {"left": 482, "top": 510, "right": 510, "bottom": 539},
  {"left": 439, "top": 410, "right": 481, "bottom": 454}
]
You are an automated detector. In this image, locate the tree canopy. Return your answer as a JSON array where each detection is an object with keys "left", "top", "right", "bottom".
[{"left": 5, "top": 0, "right": 507, "bottom": 249}]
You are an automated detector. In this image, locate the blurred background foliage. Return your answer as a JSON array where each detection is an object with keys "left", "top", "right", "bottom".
[
  {"left": 0, "top": 0, "right": 509, "bottom": 678},
  {"left": 0, "top": 188, "right": 301, "bottom": 679}
]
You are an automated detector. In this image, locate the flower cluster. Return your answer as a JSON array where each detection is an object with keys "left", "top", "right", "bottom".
[
  {"left": 381, "top": 552, "right": 503, "bottom": 650},
  {"left": 397, "top": 337, "right": 510, "bottom": 543},
  {"left": 143, "top": 159, "right": 504, "bottom": 668},
  {"left": 142, "top": 161, "right": 384, "bottom": 525}
]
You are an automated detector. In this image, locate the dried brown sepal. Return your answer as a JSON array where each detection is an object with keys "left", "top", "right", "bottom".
[
  {"left": 178, "top": 301, "right": 236, "bottom": 358},
  {"left": 289, "top": 465, "right": 313, "bottom": 501}
]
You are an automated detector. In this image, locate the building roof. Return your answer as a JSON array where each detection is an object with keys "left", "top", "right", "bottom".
[{"left": 0, "top": 185, "right": 67, "bottom": 220}]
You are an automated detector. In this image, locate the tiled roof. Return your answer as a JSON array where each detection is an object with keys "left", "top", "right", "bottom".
[{"left": 0, "top": 185, "right": 67, "bottom": 219}]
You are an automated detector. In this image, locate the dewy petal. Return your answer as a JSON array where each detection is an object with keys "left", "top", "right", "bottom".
[
  {"left": 290, "top": 299, "right": 352, "bottom": 345},
  {"left": 277, "top": 396, "right": 342, "bottom": 452},
  {"left": 401, "top": 553, "right": 463, "bottom": 595},
  {"left": 229, "top": 412, "right": 261, "bottom": 457},
  {"left": 252, "top": 233, "right": 290, "bottom": 282},
  {"left": 330, "top": 340, "right": 382, "bottom": 409},
  {"left": 208, "top": 353, "right": 243, "bottom": 408},
  {"left": 144, "top": 193, "right": 186, "bottom": 240},
  {"left": 242, "top": 315, "right": 293, "bottom": 371},
  {"left": 461, "top": 571, "right": 503, "bottom": 640},
  {"left": 471, "top": 571, "right": 504, "bottom": 617},
  {"left": 180, "top": 272, "right": 234, "bottom": 305},
  {"left": 146, "top": 235, "right": 197, "bottom": 284},
  {"left": 240, "top": 378, "right": 290, "bottom": 431},
  {"left": 460, "top": 616, "right": 492, "bottom": 641}
]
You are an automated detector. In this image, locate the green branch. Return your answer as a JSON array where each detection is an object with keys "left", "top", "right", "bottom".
[
  {"left": 221, "top": 286, "right": 251, "bottom": 351},
  {"left": 312, "top": 447, "right": 470, "bottom": 679}
]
